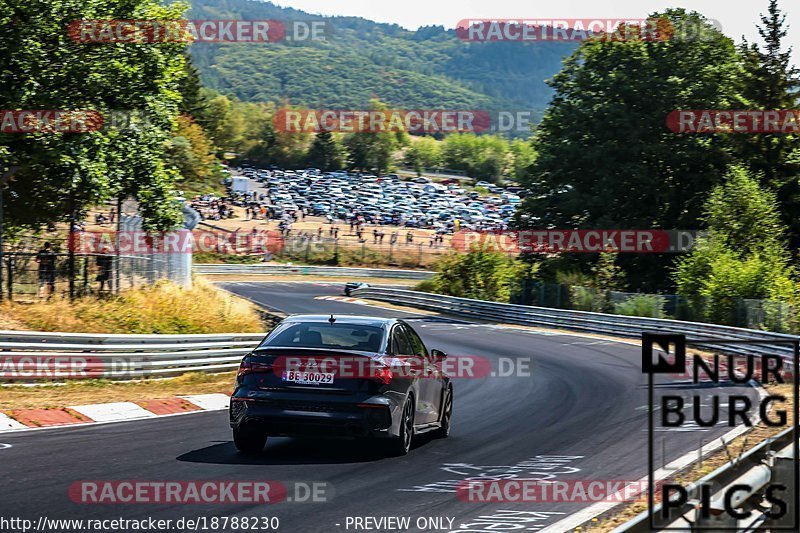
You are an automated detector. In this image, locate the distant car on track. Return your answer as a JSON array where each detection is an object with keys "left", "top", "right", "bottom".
[
  {"left": 230, "top": 315, "right": 453, "bottom": 456},
  {"left": 344, "top": 281, "right": 369, "bottom": 296}
]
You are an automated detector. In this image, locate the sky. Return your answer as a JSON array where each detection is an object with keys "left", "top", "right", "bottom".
[{"left": 273, "top": 0, "right": 798, "bottom": 58}]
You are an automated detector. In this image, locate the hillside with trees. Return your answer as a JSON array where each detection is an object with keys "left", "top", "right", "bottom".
[{"left": 187, "top": 0, "right": 575, "bottom": 116}]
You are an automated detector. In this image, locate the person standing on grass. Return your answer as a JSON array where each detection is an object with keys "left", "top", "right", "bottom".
[
  {"left": 36, "top": 242, "right": 57, "bottom": 297},
  {"left": 96, "top": 246, "right": 113, "bottom": 292}
]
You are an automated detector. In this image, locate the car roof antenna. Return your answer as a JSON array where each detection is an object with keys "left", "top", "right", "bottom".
[{"left": 328, "top": 314, "right": 336, "bottom": 324}]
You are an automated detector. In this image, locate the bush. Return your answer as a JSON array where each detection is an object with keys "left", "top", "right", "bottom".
[
  {"left": 613, "top": 294, "right": 667, "bottom": 318},
  {"left": 414, "top": 279, "right": 438, "bottom": 293},
  {"left": 674, "top": 165, "right": 798, "bottom": 326},
  {"left": 569, "top": 285, "right": 606, "bottom": 312},
  {"left": 419, "top": 250, "right": 533, "bottom": 302}
]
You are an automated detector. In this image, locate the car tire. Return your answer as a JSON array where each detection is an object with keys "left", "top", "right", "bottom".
[
  {"left": 233, "top": 427, "right": 267, "bottom": 454},
  {"left": 432, "top": 387, "right": 452, "bottom": 439},
  {"left": 385, "top": 396, "right": 415, "bottom": 456}
]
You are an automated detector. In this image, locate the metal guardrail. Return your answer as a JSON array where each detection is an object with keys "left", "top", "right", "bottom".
[
  {"left": 351, "top": 287, "right": 799, "bottom": 531},
  {"left": 351, "top": 287, "right": 797, "bottom": 363},
  {"left": 0, "top": 331, "right": 265, "bottom": 381},
  {"left": 613, "top": 427, "right": 798, "bottom": 532},
  {"left": 194, "top": 264, "right": 435, "bottom": 280}
]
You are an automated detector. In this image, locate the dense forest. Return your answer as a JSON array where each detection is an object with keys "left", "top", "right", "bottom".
[{"left": 188, "top": 0, "right": 575, "bottom": 117}]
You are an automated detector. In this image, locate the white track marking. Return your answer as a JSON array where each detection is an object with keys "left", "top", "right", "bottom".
[
  {"left": 70, "top": 402, "right": 156, "bottom": 422},
  {"left": 0, "top": 413, "right": 27, "bottom": 430},
  {"left": 180, "top": 393, "right": 230, "bottom": 411}
]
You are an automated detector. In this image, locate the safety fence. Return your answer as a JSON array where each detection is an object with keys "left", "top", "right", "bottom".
[
  {"left": 614, "top": 427, "right": 798, "bottom": 532},
  {"left": 194, "top": 263, "right": 434, "bottom": 280},
  {"left": 0, "top": 331, "right": 264, "bottom": 383},
  {"left": 512, "top": 280, "right": 798, "bottom": 334},
  {"left": 0, "top": 251, "right": 185, "bottom": 301},
  {"left": 352, "top": 287, "right": 797, "bottom": 361}
]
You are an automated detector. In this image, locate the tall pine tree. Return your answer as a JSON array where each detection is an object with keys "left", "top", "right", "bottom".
[
  {"left": 739, "top": 0, "right": 800, "bottom": 244},
  {"left": 307, "top": 132, "right": 343, "bottom": 171}
]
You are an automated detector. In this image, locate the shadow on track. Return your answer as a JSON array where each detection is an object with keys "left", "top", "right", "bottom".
[{"left": 176, "top": 434, "right": 436, "bottom": 466}]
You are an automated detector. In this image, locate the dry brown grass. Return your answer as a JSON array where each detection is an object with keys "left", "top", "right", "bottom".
[
  {"left": 0, "top": 371, "right": 236, "bottom": 410},
  {"left": 0, "top": 311, "right": 28, "bottom": 331},
  {"left": 0, "top": 278, "right": 264, "bottom": 334}
]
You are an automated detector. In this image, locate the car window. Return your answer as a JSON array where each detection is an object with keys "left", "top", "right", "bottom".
[
  {"left": 402, "top": 324, "right": 428, "bottom": 358},
  {"left": 260, "top": 323, "right": 384, "bottom": 351},
  {"left": 391, "top": 326, "right": 415, "bottom": 355}
]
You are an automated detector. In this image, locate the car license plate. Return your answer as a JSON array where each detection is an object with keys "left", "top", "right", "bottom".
[{"left": 281, "top": 370, "right": 334, "bottom": 385}]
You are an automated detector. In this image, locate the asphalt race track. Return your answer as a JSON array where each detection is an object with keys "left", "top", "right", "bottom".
[{"left": 0, "top": 281, "right": 761, "bottom": 533}]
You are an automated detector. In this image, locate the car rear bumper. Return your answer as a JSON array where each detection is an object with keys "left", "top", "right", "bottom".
[{"left": 229, "top": 396, "right": 397, "bottom": 438}]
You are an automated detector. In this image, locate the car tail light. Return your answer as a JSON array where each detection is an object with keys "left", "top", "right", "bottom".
[
  {"left": 237, "top": 360, "right": 252, "bottom": 377},
  {"left": 372, "top": 366, "right": 393, "bottom": 385},
  {"left": 237, "top": 360, "right": 272, "bottom": 377}
]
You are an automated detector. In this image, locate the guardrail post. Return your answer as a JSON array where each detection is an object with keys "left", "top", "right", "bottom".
[{"left": 765, "top": 447, "right": 798, "bottom": 528}]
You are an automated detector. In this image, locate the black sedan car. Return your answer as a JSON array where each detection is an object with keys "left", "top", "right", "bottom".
[
  {"left": 230, "top": 315, "right": 453, "bottom": 456},
  {"left": 343, "top": 281, "right": 369, "bottom": 296}
]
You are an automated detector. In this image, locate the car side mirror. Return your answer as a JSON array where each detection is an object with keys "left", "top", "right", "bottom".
[{"left": 431, "top": 349, "right": 447, "bottom": 359}]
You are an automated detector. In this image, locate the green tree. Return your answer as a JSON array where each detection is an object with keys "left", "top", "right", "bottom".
[
  {"left": 177, "top": 53, "right": 210, "bottom": 126},
  {"left": 674, "top": 165, "right": 796, "bottom": 324},
  {"left": 440, "top": 133, "right": 510, "bottom": 182},
  {"left": 343, "top": 99, "right": 407, "bottom": 174},
  {"left": 738, "top": 0, "right": 800, "bottom": 242},
  {"left": 167, "top": 115, "right": 222, "bottom": 194},
  {"left": 519, "top": 10, "right": 746, "bottom": 289},
  {"left": 404, "top": 136, "right": 442, "bottom": 175},
  {"left": 420, "top": 250, "right": 532, "bottom": 302},
  {"left": 524, "top": 10, "right": 744, "bottom": 229},
  {"left": 591, "top": 251, "right": 626, "bottom": 292},
  {"left": 306, "top": 131, "right": 344, "bottom": 171},
  {"left": 0, "top": 0, "right": 187, "bottom": 230},
  {"left": 509, "top": 138, "right": 537, "bottom": 181}
]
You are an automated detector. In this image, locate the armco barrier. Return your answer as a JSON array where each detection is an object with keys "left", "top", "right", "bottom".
[
  {"left": 350, "top": 287, "right": 799, "bottom": 531},
  {"left": 612, "top": 427, "right": 798, "bottom": 532},
  {"left": 194, "top": 263, "right": 434, "bottom": 280},
  {"left": 0, "top": 331, "right": 264, "bottom": 382},
  {"left": 351, "top": 287, "right": 797, "bottom": 362}
]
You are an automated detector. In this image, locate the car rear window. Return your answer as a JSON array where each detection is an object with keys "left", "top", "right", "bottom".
[{"left": 259, "top": 323, "right": 385, "bottom": 352}]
